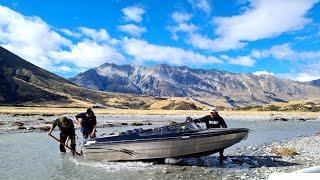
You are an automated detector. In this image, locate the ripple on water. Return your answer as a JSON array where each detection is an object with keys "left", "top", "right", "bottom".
[{"left": 70, "top": 158, "right": 154, "bottom": 173}]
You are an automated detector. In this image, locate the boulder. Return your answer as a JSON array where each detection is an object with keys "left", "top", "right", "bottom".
[
  {"left": 131, "top": 122, "right": 144, "bottom": 126},
  {"left": 273, "top": 117, "right": 288, "bottom": 121},
  {"left": 41, "top": 114, "right": 54, "bottom": 117},
  {"left": 12, "top": 121, "right": 24, "bottom": 126},
  {"left": 17, "top": 126, "right": 26, "bottom": 130}
]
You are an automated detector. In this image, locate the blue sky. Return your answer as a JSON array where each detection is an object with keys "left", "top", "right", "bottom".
[{"left": 0, "top": 0, "right": 320, "bottom": 81}]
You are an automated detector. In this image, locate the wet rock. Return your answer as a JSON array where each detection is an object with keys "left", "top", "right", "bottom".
[
  {"left": 273, "top": 117, "right": 288, "bottom": 121},
  {"left": 41, "top": 114, "right": 54, "bottom": 117},
  {"left": 26, "top": 127, "right": 36, "bottom": 130},
  {"left": 121, "top": 122, "right": 128, "bottom": 126},
  {"left": 0, "top": 121, "right": 5, "bottom": 126},
  {"left": 298, "top": 118, "right": 306, "bottom": 121},
  {"left": 17, "top": 126, "right": 26, "bottom": 130},
  {"left": 12, "top": 121, "right": 24, "bottom": 126},
  {"left": 38, "top": 126, "right": 51, "bottom": 132},
  {"left": 271, "top": 147, "right": 299, "bottom": 156},
  {"left": 131, "top": 122, "right": 144, "bottom": 126},
  {"left": 37, "top": 118, "right": 45, "bottom": 121}
]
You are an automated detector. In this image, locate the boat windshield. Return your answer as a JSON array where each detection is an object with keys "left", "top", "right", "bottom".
[{"left": 140, "top": 122, "right": 203, "bottom": 136}]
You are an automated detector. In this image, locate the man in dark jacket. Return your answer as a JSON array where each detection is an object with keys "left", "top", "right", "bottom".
[
  {"left": 48, "top": 116, "right": 76, "bottom": 154},
  {"left": 75, "top": 108, "right": 97, "bottom": 139},
  {"left": 193, "top": 108, "right": 227, "bottom": 159}
]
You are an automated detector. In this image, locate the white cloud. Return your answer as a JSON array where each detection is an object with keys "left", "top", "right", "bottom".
[
  {"left": 122, "top": 6, "right": 145, "bottom": 23},
  {"left": 79, "top": 27, "right": 110, "bottom": 42},
  {"left": 252, "top": 43, "right": 320, "bottom": 60},
  {"left": 221, "top": 55, "right": 255, "bottom": 67},
  {"left": 0, "top": 5, "right": 71, "bottom": 69},
  {"left": 252, "top": 71, "right": 275, "bottom": 76},
  {"left": 51, "top": 40, "right": 125, "bottom": 68},
  {"left": 0, "top": 5, "right": 125, "bottom": 75},
  {"left": 172, "top": 11, "right": 192, "bottom": 23},
  {"left": 189, "top": 0, "right": 211, "bottom": 14},
  {"left": 189, "top": 0, "right": 317, "bottom": 51},
  {"left": 60, "top": 28, "right": 82, "bottom": 38},
  {"left": 122, "top": 38, "right": 223, "bottom": 65},
  {"left": 118, "top": 24, "right": 146, "bottom": 37},
  {"left": 168, "top": 12, "right": 197, "bottom": 40},
  {"left": 278, "top": 72, "right": 320, "bottom": 82},
  {"left": 58, "top": 65, "right": 73, "bottom": 72}
]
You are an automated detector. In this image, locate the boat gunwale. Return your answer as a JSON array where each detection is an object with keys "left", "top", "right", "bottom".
[{"left": 84, "top": 128, "right": 249, "bottom": 147}]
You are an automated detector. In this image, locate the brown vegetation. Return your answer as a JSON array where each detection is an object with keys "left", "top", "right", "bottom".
[{"left": 271, "top": 147, "right": 299, "bottom": 156}]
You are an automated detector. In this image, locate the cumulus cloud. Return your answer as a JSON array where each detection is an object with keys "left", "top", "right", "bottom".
[
  {"left": 122, "top": 6, "right": 145, "bottom": 23},
  {"left": 189, "top": 0, "right": 211, "bottom": 14},
  {"left": 188, "top": 0, "right": 318, "bottom": 51},
  {"left": 168, "top": 12, "right": 197, "bottom": 40},
  {"left": 252, "top": 71, "right": 275, "bottom": 76},
  {"left": 51, "top": 40, "right": 125, "bottom": 68},
  {"left": 118, "top": 24, "right": 146, "bottom": 37},
  {"left": 0, "top": 5, "right": 125, "bottom": 75},
  {"left": 79, "top": 27, "right": 110, "bottom": 42},
  {"left": 122, "top": 38, "right": 223, "bottom": 65},
  {"left": 251, "top": 43, "right": 320, "bottom": 60},
  {"left": 278, "top": 72, "right": 320, "bottom": 82},
  {"left": 60, "top": 28, "right": 82, "bottom": 38},
  {"left": 220, "top": 55, "right": 255, "bottom": 67},
  {"left": 0, "top": 5, "right": 72, "bottom": 70}
]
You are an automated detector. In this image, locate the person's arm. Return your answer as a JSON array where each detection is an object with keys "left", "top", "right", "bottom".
[
  {"left": 48, "top": 119, "right": 58, "bottom": 135},
  {"left": 219, "top": 116, "right": 227, "bottom": 128},
  {"left": 90, "top": 117, "right": 97, "bottom": 136},
  {"left": 75, "top": 113, "right": 82, "bottom": 124},
  {"left": 193, "top": 116, "right": 208, "bottom": 123}
]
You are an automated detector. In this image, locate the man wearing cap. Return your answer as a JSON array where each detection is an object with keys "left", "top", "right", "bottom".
[
  {"left": 75, "top": 108, "right": 97, "bottom": 139},
  {"left": 48, "top": 116, "right": 76, "bottom": 155},
  {"left": 193, "top": 108, "right": 227, "bottom": 159}
]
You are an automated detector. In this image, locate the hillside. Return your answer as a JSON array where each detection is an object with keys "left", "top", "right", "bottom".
[
  {"left": 308, "top": 79, "right": 320, "bottom": 87},
  {"left": 0, "top": 46, "right": 203, "bottom": 109},
  {"left": 70, "top": 63, "right": 320, "bottom": 107}
]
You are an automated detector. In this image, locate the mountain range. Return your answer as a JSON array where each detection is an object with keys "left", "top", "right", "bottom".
[
  {"left": 0, "top": 46, "right": 167, "bottom": 109},
  {"left": 70, "top": 63, "right": 320, "bottom": 107},
  {"left": 1, "top": 45, "right": 319, "bottom": 108}
]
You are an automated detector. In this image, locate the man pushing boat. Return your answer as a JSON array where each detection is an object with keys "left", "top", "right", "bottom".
[
  {"left": 192, "top": 108, "right": 228, "bottom": 160},
  {"left": 75, "top": 108, "right": 97, "bottom": 139},
  {"left": 48, "top": 116, "right": 77, "bottom": 155}
]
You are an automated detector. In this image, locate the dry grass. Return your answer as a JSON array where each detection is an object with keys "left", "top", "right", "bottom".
[
  {"left": 271, "top": 147, "right": 299, "bottom": 156},
  {"left": 1, "top": 106, "right": 320, "bottom": 117}
]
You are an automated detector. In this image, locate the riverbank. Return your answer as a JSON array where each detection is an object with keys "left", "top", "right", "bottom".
[
  {"left": 1, "top": 111, "right": 319, "bottom": 134},
  {"left": 0, "top": 112, "right": 319, "bottom": 179},
  {"left": 1, "top": 106, "right": 320, "bottom": 117}
]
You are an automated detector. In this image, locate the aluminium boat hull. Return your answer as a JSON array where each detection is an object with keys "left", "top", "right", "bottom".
[{"left": 82, "top": 128, "right": 249, "bottom": 161}]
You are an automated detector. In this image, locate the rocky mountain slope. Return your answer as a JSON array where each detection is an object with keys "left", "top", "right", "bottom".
[
  {"left": 0, "top": 46, "right": 195, "bottom": 109},
  {"left": 70, "top": 63, "right": 320, "bottom": 107},
  {"left": 309, "top": 79, "right": 320, "bottom": 87}
]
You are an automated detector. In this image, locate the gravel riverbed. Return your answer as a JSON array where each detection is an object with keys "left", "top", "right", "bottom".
[{"left": 0, "top": 113, "right": 319, "bottom": 179}]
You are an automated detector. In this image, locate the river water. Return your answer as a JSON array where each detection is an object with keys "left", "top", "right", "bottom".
[{"left": 1, "top": 118, "right": 320, "bottom": 180}]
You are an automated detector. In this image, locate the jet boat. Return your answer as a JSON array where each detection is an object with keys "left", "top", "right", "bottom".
[{"left": 82, "top": 122, "right": 249, "bottom": 161}]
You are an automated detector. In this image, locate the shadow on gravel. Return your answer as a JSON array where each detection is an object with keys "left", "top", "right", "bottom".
[{"left": 178, "top": 155, "right": 301, "bottom": 168}]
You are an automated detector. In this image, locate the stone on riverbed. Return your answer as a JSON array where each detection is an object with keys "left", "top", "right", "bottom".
[
  {"left": 131, "top": 122, "right": 144, "bottom": 126},
  {"left": 12, "top": 121, "right": 24, "bottom": 126},
  {"left": 271, "top": 147, "right": 299, "bottom": 156},
  {"left": 38, "top": 126, "right": 51, "bottom": 132},
  {"left": 41, "top": 114, "right": 55, "bottom": 117},
  {"left": 273, "top": 117, "right": 288, "bottom": 121}
]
